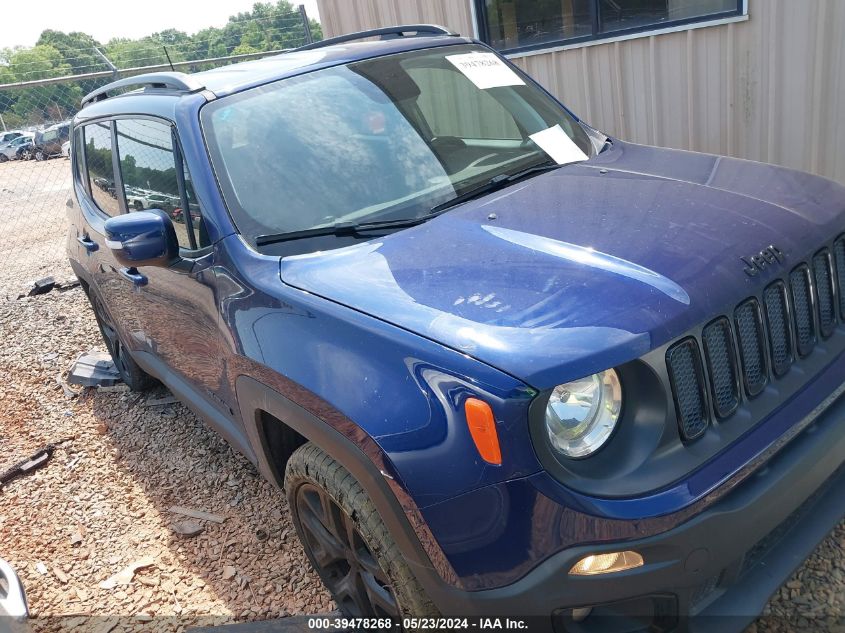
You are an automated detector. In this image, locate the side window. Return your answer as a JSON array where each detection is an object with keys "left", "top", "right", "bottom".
[
  {"left": 83, "top": 122, "right": 121, "bottom": 217},
  {"left": 404, "top": 66, "right": 522, "bottom": 140},
  {"left": 72, "top": 127, "right": 86, "bottom": 187},
  {"left": 115, "top": 118, "right": 209, "bottom": 250}
]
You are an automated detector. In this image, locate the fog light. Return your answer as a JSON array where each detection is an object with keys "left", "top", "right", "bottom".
[{"left": 569, "top": 551, "right": 644, "bottom": 576}]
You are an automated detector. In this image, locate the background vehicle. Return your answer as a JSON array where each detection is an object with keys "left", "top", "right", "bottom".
[
  {"left": 61, "top": 140, "right": 71, "bottom": 158},
  {"left": 0, "top": 135, "right": 34, "bottom": 162},
  {"left": 15, "top": 140, "right": 34, "bottom": 161},
  {"left": 33, "top": 122, "right": 70, "bottom": 161},
  {"left": 66, "top": 26, "right": 845, "bottom": 632},
  {"left": 0, "top": 131, "right": 23, "bottom": 145}
]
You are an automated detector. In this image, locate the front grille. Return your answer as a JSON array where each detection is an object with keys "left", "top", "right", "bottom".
[
  {"left": 666, "top": 339, "right": 709, "bottom": 441},
  {"left": 763, "top": 282, "right": 793, "bottom": 377},
  {"left": 813, "top": 250, "right": 836, "bottom": 338},
  {"left": 667, "top": 241, "right": 843, "bottom": 442},
  {"left": 735, "top": 300, "right": 768, "bottom": 397},
  {"left": 702, "top": 318, "right": 740, "bottom": 418},
  {"left": 834, "top": 238, "right": 845, "bottom": 319},
  {"left": 790, "top": 265, "right": 816, "bottom": 356}
]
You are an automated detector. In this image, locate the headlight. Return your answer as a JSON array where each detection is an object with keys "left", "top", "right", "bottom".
[{"left": 545, "top": 369, "right": 622, "bottom": 458}]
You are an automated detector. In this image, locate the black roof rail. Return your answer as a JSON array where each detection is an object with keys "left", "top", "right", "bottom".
[
  {"left": 294, "top": 24, "right": 459, "bottom": 52},
  {"left": 81, "top": 72, "right": 206, "bottom": 108}
]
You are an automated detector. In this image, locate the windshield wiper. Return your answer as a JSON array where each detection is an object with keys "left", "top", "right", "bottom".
[
  {"left": 255, "top": 215, "right": 431, "bottom": 247},
  {"left": 428, "top": 160, "right": 562, "bottom": 215}
]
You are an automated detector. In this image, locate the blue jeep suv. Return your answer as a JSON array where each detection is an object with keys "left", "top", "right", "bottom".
[{"left": 66, "top": 25, "right": 845, "bottom": 632}]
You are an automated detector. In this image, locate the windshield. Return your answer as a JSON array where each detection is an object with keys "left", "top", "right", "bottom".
[{"left": 202, "top": 44, "right": 595, "bottom": 251}]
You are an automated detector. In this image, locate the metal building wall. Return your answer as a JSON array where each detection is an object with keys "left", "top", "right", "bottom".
[{"left": 316, "top": 0, "right": 845, "bottom": 185}]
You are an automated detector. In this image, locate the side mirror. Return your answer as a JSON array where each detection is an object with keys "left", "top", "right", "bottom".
[{"left": 104, "top": 209, "right": 180, "bottom": 269}]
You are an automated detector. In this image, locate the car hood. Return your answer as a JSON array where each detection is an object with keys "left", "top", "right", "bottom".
[{"left": 281, "top": 141, "right": 845, "bottom": 389}]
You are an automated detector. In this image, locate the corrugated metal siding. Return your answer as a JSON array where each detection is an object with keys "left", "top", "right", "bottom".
[{"left": 317, "top": 0, "right": 845, "bottom": 185}]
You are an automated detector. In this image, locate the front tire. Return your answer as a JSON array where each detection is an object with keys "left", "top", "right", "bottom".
[
  {"left": 285, "top": 443, "right": 439, "bottom": 623},
  {"left": 89, "top": 293, "right": 156, "bottom": 392}
]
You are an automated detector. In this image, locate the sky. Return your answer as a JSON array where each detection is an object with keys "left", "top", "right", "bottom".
[{"left": 0, "top": 0, "right": 321, "bottom": 49}]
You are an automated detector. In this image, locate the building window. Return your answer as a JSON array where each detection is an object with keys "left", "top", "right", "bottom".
[{"left": 476, "top": 0, "right": 744, "bottom": 53}]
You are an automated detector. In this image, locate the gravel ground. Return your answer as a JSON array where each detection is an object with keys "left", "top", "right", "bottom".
[
  {"left": 0, "top": 159, "right": 843, "bottom": 632},
  {"left": 0, "top": 158, "right": 72, "bottom": 298}
]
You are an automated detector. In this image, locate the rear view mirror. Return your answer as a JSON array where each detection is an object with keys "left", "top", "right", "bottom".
[{"left": 104, "top": 209, "right": 180, "bottom": 269}]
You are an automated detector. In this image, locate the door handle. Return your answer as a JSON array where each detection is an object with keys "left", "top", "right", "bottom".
[
  {"left": 119, "top": 267, "right": 148, "bottom": 287},
  {"left": 77, "top": 235, "right": 98, "bottom": 252}
]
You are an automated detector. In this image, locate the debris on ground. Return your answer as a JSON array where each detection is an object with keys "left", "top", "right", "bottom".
[
  {"left": 99, "top": 557, "right": 156, "bottom": 590},
  {"left": 169, "top": 506, "right": 227, "bottom": 524},
  {"left": 144, "top": 395, "right": 179, "bottom": 407},
  {"left": 0, "top": 444, "right": 58, "bottom": 489},
  {"left": 66, "top": 351, "right": 121, "bottom": 387},
  {"left": 172, "top": 520, "right": 205, "bottom": 538},
  {"left": 17, "top": 276, "right": 81, "bottom": 300},
  {"left": 27, "top": 276, "right": 56, "bottom": 297}
]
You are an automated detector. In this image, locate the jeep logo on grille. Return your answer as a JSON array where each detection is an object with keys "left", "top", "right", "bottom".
[{"left": 742, "top": 245, "right": 786, "bottom": 277}]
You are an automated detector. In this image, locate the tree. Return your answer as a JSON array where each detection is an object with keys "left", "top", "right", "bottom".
[
  {"left": 104, "top": 38, "right": 171, "bottom": 70},
  {"left": 4, "top": 45, "right": 81, "bottom": 123},
  {"left": 36, "top": 30, "right": 104, "bottom": 75},
  {"left": 0, "top": 5, "right": 323, "bottom": 128}
]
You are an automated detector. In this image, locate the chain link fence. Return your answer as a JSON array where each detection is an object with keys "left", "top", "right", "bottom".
[{"left": 0, "top": 5, "right": 318, "bottom": 298}]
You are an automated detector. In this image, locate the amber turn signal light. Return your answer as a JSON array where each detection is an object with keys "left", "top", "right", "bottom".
[{"left": 464, "top": 398, "right": 502, "bottom": 465}]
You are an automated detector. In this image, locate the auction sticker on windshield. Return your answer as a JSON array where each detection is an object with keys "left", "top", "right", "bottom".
[
  {"left": 529, "top": 124, "right": 589, "bottom": 165},
  {"left": 446, "top": 52, "right": 525, "bottom": 90}
]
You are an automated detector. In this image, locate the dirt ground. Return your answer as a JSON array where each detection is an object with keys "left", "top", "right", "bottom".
[
  {"left": 0, "top": 158, "right": 843, "bottom": 632},
  {"left": 0, "top": 158, "right": 73, "bottom": 299}
]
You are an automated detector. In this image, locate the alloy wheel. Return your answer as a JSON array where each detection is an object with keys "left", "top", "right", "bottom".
[{"left": 295, "top": 483, "right": 399, "bottom": 618}]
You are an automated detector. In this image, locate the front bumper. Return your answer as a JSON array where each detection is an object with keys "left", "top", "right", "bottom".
[{"left": 427, "top": 383, "right": 845, "bottom": 632}]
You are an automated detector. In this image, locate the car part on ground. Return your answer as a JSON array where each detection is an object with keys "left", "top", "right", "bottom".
[
  {"left": 0, "top": 446, "right": 57, "bottom": 490},
  {"left": 66, "top": 350, "right": 122, "bottom": 388},
  {"left": 0, "top": 558, "right": 28, "bottom": 620}
]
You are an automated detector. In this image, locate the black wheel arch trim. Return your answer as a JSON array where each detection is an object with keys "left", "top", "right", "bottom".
[{"left": 234, "top": 374, "right": 472, "bottom": 610}]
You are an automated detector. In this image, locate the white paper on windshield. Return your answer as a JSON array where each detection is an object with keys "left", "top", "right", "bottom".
[
  {"left": 529, "top": 125, "right": 589, "bottom": 165},
  {"left": 446, "top": 52, "right": 525, "bottom": 90}
]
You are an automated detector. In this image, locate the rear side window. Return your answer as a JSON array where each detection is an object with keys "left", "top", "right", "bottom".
[
  {"left": 115, "top": 118, "right": 209, "bottom": 250},
  {"left": 83, "top": 121, "right": 120, "bottom": 217}
]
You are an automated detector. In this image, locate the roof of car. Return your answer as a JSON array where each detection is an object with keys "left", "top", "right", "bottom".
[
  {"left": 194, "top": 35, "right": 472, "bottom": 96},
  {"left": 78, "top": 32, "right": 476, "bottom": 120}
]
